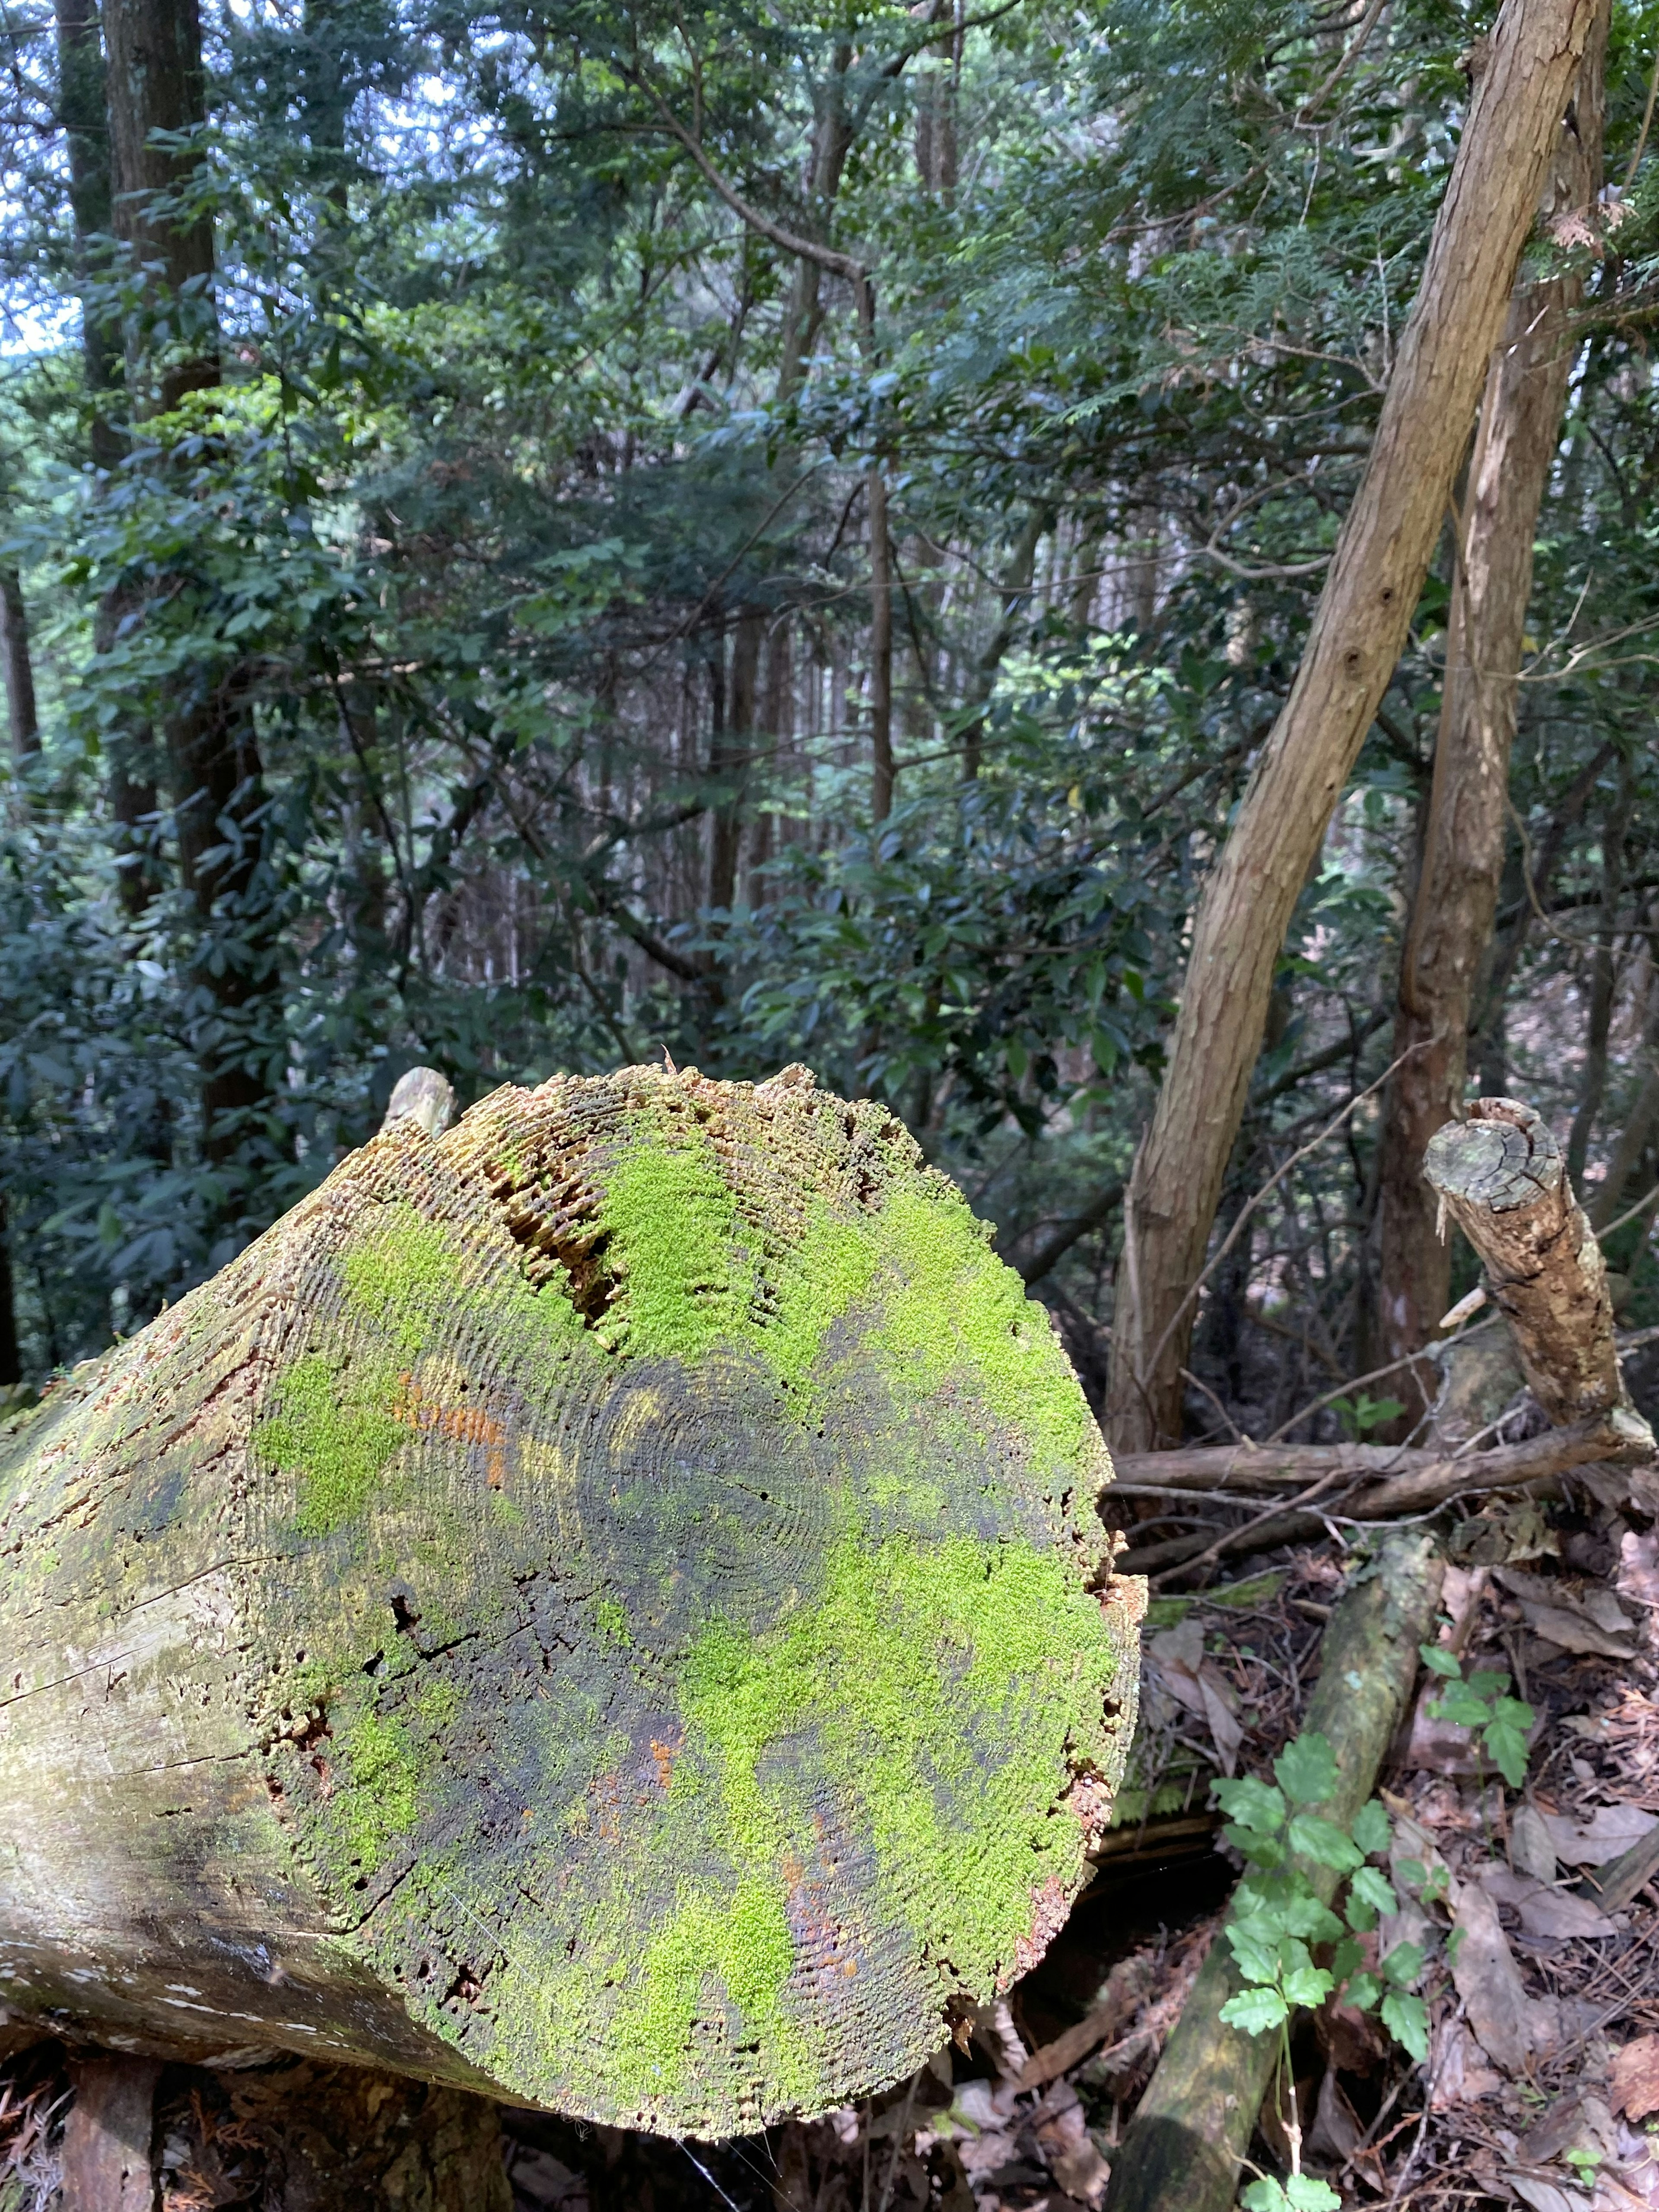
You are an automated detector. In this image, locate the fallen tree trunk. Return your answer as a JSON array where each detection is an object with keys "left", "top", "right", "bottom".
[
  {"left": 0, "top": 1062, "right": 1141, "bottom": 2139},
  {"left": 1103, "top": 1529, "right": 1443, "bottom": 2212}
]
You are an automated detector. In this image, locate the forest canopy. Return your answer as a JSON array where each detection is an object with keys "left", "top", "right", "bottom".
[{"left": 1, "top": 0, "right": 1656, "bottom": 1459}]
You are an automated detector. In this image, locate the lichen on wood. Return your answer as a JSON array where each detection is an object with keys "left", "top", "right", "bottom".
[{"left": 0, "top": 1062, "right": 1139, "bottom": 2138}]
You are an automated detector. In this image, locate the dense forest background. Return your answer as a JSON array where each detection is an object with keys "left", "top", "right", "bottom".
[{"left": 1, "top": 0, "right": 1655, "bottom": 1459}]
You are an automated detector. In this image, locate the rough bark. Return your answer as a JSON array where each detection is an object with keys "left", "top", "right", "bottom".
[
  {"left": 103, "top": 0, "right": 218, "bottom": 415},
  {"left": 60, "top": 2053, "right": 160, "bottom": 2212},
  {"left": 1105, "top": 0, "right": 1602, "bottom": 1452},
  {"left": 1103, "top": 1530, "right": 1443, "bottom": 2212},
  {"left": 1374, "top": 9, "right": 1606, "bottom": 1411},
  {"left": 0, "top": 1063, "right": 1140, "bottom": 2137},
  {"left": 1422, "top": 1095, "right": 1630, "bottom": 1426}
]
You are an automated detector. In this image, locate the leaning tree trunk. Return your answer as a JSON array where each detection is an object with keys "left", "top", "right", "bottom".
[
  {"left": 0, "top": 1064, "right": 1140, "bottom": 2139},
  {"left": 1105, "top": 0, "right": 1602, "bottom": 1452},
  {"left": 1374, "top": 3, "right": 1607, "bottom": 1419}
]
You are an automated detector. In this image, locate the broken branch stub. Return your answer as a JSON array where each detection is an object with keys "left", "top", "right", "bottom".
[
  {"left": 0, "top": 1063, "right": 1140, "bottom": 2138},
  {"left": 1423, "top": 1097, "right": 1624, "bottom": 1427}
]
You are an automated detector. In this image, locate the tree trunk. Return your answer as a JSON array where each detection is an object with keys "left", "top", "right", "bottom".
[
  {"left": 709, "top": 608, "right": 762, "bottom": 913},
  {"left": 1566, "top": 758, "right": 1631, "bottom": 1187},
  {"left": 1104, "top": 1531, "right": 1443, "bottom": 2212},
  {"left": 1104, "top": 0, "right": 1602, "bottom": 1452},
  {"left": 103, "top": 0, "right": 218, "bottom": 415},
  {"left": 1373, "top": 9, "right": 1606, "bottom": 1420},
  {"left": 0, "top": 568, "right": 39, "bottom": 766},
  {"left": 0, "top": 1064, "right": 1140, "bottom": 2138},
  {"left": 105, "top": 0, "right": 282, "bottom": 1166},
  {"left": 869, "top": 463, "right": 895, "bottom": 821}
]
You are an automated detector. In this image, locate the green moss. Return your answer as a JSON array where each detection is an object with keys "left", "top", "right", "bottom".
[
  {"left": 578, "top": 1525, "right": 1120, "bottom": 2113},
  {"left": 337, "top": 1706, "right": 420, "bottom": 1869},
  {"left": 415, "top": 1676, "right": 463, "bottom": 1731},
  {"left": 761, "top": 1203, "right": 880, "bottom": 1396},
  {"left": 253, "top": 1355, "right": 407, "bottom": 1535},
  {"left": 594, "top": 1596, "right": 632, "bottom": 1648},
  {"left": 871, "top": 1183, "right": 1090, "bottom": 1475},
  {"left": 342, "top": 1212, "right": 461, "bottom": 1354},
  {"left": 598, "top": 1134, "right": 751, "bottom": 1362}
]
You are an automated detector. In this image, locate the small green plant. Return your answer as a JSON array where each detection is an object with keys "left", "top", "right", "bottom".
[
  {"left": 1214, "top": 1731, "right": 1430, "bottom": 2064},
  {"left": 1332, "top": 1392, "right": 1405, "bottom": 1440},
  {"left": 1564, "top": 2147, "right": 1605, "bottom": 2183},
  {"left": 1241, "top": 2175, "right": 1343, "bottom": 2212},
  {"left": 1418, "top": 1645, "right": 1535, "bottom": 1788}
]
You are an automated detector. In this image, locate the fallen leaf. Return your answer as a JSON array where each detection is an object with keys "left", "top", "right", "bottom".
[
  {"left": 1430, "top": 2015, "right": 1504, "bottom": 2110},
  {"left": 1031, "top": 2077, "right": 1110, "bottom": 2210},
  {"left": 1306, "top": 2066, "right": 1364, "bottom": 2163},
  {"left": 1610, "top": 2038, "right": 1659, "bottom": 2124},
  {"left": 1481, "top": 1865, "right": 1620, "bottom": 1940},
  {"left": 1452, "top": 1878, "right": 1562, "bottom": 2072},
  {"left": 1147, "top": 1619, "right": 1244, "bottom": 1776},
  {"left": 1519, "top": 1602, "right": 1637, "bottom": 1659},
  {"left": 1513, "top": 1804, "right": 1559, "bottom": 1884},
  {"left": 1505, "top": 2172, "right": 1589, "bottom": 2212},
  {"left": 1541, "top": 1807, "right": 1659, "bottom": 1868}
]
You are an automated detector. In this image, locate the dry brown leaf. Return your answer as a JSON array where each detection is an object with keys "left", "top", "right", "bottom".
[
  {"left": 1619, "top": 1533, "right": 1659, "bottom": 1613},
  {"left": 1452, "top": 1879, "right": 1562, "bottom": 2072},
  {"left": 1541, "top": 1807, "right": 1659, "bottom": 1868},
  {"left": 1610, "top": 2038, "right": 1659, "bottom": 2124},
  {"left": 1480, "top": 1865, "right": 1619, "bottom": 1941}
]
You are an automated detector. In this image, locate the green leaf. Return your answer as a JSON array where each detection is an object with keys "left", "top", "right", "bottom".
[
  {"left": 1226, "top": 1924, "right": 1283, "bottom": 1986},
  {"left": 1484, "top": 1720, "right": 1531, "bottom": 1789},
  {"left": 1380, "top": 1988, "right": 1430, "bottom": 2063},
  {"left": 1345, "top": 1970, "right": 1381, "bottom": 2011},
  {"left": 1285, "top": 2176, "right": 1343, "bottom": 2212},
  {"left": 1281, "top": 1962, "right": 1336, "bottom": 2009},
  {"left": 1240, "top": 2181, "right": 1290, "bottom": 2212},
  {"left": 1214, "top": 1776, "right": 1287, "bottom": 1833},
  {"left": 1349, "top": 1865, "right": 1399, "bottom": 1920},
  {"left": 1224, "top": 1824, "right": 1287, "bottom": 1869},
  {"left": 1274, "top": 1732, "right": 1340, "bottom": 1807},
  {"left": 1395, "top": 1856, "right": 1428, "bottom": 1892},
  {"left": 1288, "top": 1813, "right": 1363, "bottom": 1872},
  {"left": 1381, "top": 1941, "right": 1424, "bottom": 1989},
  {"left": 1219, "top": 1987, "right": 1289, "bottom": 2035},
  {"left": 1331, "top": 1936, "right": 1363, "bottom": 1982},
  {"left": 1351, "top": 1798, "right": 1391, "bottom": 1856},
  {"left": 1418, "top": 1643, "right": 1462, "bottom": 1678}
]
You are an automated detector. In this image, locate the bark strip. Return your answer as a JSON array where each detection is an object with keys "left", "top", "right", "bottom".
[{"left": 1103, "top": 1531, "right": 1443, "bottom": 2212}]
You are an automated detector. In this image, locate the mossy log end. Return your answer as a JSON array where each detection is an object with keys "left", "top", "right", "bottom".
[
  {"left": 0, "top": 1063, "right": 1140, "bottom": 2138},
  {"left": 1422, "top": 1096, "right": 1625, "bottom": 1427}
]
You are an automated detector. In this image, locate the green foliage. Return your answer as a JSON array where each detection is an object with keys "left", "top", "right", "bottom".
[
  {"left": 1214, "top": 1730, "right": 1427, "bottom": 2063},
  {"left": 1419, "top": 1646, "right": 1536, "bottom": 1789}
]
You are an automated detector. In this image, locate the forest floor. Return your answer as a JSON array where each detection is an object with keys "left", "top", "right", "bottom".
[{"left": 8, "top": 1498, "right": 1659, "bottom": 2212}]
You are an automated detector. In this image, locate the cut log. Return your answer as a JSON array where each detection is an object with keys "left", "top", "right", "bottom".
[
  {"left": 60, "top": 2053, "right": 159, "bottom": 2212},
  {"left": 1422, "top": 1097, "right": 1628, "bottom": 1427},
  {"left": 1104, "top": 1529, "right": 1443, "bottom": 2212},
  {"left": 0, "top": 1062, "right": 1140, "bottom": 2138}
]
